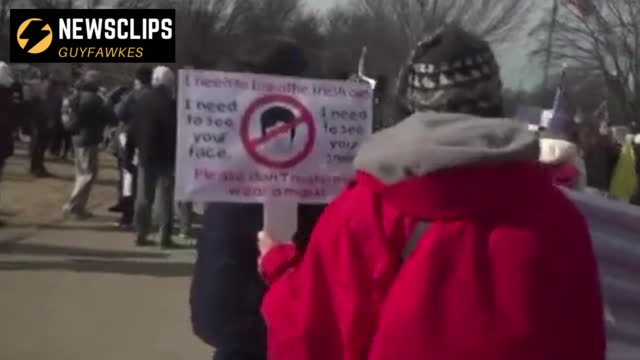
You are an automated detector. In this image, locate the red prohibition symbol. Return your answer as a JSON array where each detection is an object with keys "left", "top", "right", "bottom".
[{"left": 240, "top": 94, "right": 316, "bottom": 169}]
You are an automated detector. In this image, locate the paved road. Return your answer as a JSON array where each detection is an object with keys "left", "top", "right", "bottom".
[{"left": 0, "top": 145, "right": 210, "bottom": 360}]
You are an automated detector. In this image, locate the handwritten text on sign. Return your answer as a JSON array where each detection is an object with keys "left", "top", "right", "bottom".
[{"left": 175, "top": 70, "right": 373, "bottom": 203}]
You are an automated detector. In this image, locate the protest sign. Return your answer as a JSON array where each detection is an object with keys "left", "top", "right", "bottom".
[
  {"left": 175, "top": 69, "right": 373, "bottom": 204},
  {"left": 564, "top": 189, "right": 640, "bottom": 354}
]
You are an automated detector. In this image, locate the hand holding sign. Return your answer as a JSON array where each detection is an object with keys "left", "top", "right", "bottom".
[
  {"left": 176, "top": 70, "right": 373, "bottom": 237},
  {"left": 263, "top": 199, "right": 298, "bottom": 247}
]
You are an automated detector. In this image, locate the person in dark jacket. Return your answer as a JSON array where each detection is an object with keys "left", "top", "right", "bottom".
[
  {"left": 110, "top": 66, "right": 152, "bottom": 227},
  {"left": 106, "top": 84, "right": 132, "bottom": 213},
  {"left": 131, "top": 65, "right": 179, "bottom": 248},
  {"left": 580, "top": 122, "right": 619, "bottom": 192},
  {"left": 48, "top": 79, "right": 72, "bottom": 160},
  {"left": 0, "top": 62, "right": 18, "bottom": 225},
  {"left": 7, "top": 76, "right": 24, "bottom": 136},
  {"left": 189, "top": 39, "right": 326, "bottom": 360},
  {"left": 62, "top": 70, "right": 115, "bottom": 219},
  {"left": 24, "top": 77, "right": 52, "bottom": 177}
]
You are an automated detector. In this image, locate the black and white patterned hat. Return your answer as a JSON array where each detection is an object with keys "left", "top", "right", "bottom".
[{"left": 397, "top": 25, "right": 503, "bottom": 117}]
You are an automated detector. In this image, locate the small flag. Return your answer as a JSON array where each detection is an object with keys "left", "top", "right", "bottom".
[{"left": 565, "top": 0, "right": 595, "bottom": 18}]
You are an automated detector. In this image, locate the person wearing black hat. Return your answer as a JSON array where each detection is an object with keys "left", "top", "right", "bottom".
[
  {"left": 256, "top": 26, "right": 605, "bottom": 360},
  {"left": 189, "top": 38, "right": 325, "bottom": 360}
]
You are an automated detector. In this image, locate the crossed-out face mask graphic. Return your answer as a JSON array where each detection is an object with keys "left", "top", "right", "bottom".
[
  {"left": 260, "top": 105, "right": 298, "bottom": 155},
  {"left": 17, "top": 18, "right": 53, "bottom": 54}
]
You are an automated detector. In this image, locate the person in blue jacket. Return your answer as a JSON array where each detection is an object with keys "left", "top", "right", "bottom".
[{"left": 189, "top": 39, "right": 326, "bottom": 360}]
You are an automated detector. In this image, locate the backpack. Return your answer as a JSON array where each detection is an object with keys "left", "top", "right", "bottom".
[{"left": 61, "top": 91, "right": 80, "bottom": 132}]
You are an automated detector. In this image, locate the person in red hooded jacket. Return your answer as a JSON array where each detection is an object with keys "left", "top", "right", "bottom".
[{"left": 257, "top": 26, "right": 606, "bottom": 360}]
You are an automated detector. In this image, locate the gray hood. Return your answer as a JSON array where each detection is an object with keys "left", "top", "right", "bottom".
[{"left": 354, "top": 112, "right": 540, "bottom": 184}]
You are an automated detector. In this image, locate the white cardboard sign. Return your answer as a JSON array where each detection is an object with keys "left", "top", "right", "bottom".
[{"left": 175, "top": 70, "right": 373, "bottom": 205}]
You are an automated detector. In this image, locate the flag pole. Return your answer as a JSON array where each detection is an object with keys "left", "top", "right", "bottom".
[
  {"left": 357, "top": 46, "right": 367, "bottom": 79},
  {"left": 543, "top": 0, "right": 559, "bottom": 89}
]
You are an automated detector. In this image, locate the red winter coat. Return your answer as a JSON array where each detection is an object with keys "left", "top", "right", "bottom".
[{"left": 260, "top": 112, "right": 606, "bottom": 360}]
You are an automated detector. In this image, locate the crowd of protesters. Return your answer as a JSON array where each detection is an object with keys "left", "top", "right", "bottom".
[
  {"left": 0, "top": 62, "right": 191, "bottom": 247},
  {"left": 1, "top": 24, "right": 640, "bottom": 360}
]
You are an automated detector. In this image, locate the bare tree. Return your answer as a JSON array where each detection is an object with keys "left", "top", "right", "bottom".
[
  {"left": 233, "top": 0, "right": 302, "bottom": 37},
  {"left": 355, "top": 0, "right": 531, "bottom": 46},
  {"left": 115, "top": 0, "right": 161, "bottom": 9},
  {"left": 29, "top": 0, "right": 75, "bottom": 8},
  {"left": 321, "top": 0, "right": 530, "bottom": 127},
  {"left": 323, "top": 0, "right": 531, "bottom": 85},
  {"left": 532, "top": 0, "right": 640, "bottom": 125},
  {"left": 173, "top": 0, "right": 251, "bottom": 68},
  {"left": 0, "top": 0, "right": 14, "bottom": 59}
]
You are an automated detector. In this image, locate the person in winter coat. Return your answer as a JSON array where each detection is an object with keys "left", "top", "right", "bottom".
[
  {"left": 9, "top": 79, "right": 25, "bottom": 138},
  {"left": 130, "top": 66, "right": 179, "bottom": 248},
  {"left": 189, "top": 39, "right": 326, "bottom": 360},
  {"left": 257, "top": 26, "right": 606, "bottom": 360},
  {"left": 24, "top": 77, "right": 52, "bottom": 177},
  {"left": 582, "top": 122, "right": 619, "bottom": 192},
  {"left": 0, "top": 62, "right": 16, "bottom": 164},
  {"left": 0, "top": 62, "right": 18, "bottom": 224},
  {"left": 47, "top": 78, "right": 71, "bottom": 160},
  {"left": 62, "top": 70, "right": 115, "bottom": 219},
  {"left": 106, "top": 83, "right": 133, "bottom": 213},
  {"left": 110, "top": 66, "right": 152, "bottom": 227}
]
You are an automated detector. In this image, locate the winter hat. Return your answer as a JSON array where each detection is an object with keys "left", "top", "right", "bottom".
[
  {"left": 397, "top": 25, "right": 503, "bottom": 117},
  {"left": 152, "top": 65, "right": 175, "bottom": 97},
  {"left": 0, "top": 62, "right": 14, "bottom": 87}
]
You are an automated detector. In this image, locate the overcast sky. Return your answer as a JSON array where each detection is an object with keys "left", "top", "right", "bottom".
[{"left": 308, "top": 0, "right": 547, "bottom": 90}]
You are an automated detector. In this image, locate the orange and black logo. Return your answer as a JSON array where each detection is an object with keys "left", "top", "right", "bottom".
[
  {"left": 16, "top": 18, "right": 53, "bottom": 54},
  {"left": 10, "top": 9, "right": 175, "bottom": 63}
]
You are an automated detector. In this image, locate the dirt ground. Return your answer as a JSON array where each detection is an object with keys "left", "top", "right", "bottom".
[{"left": 0, "top": 144, "right": 211, "bottom": 360}]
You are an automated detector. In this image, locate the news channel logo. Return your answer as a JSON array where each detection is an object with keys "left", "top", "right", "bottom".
[{"left": 11, "top": 8, "right": 175, "bottom": 63}]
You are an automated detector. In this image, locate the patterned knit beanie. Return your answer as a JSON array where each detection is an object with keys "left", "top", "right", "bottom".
[{"left": 396, "top": 25, "right": 503, "bottom": 117}]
